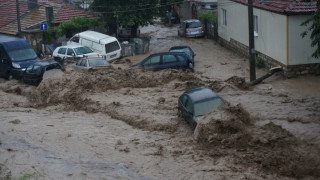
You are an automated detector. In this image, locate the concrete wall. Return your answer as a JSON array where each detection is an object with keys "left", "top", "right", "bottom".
[{"left": 288, "top": 15, "right": 318, "bottom": 65}]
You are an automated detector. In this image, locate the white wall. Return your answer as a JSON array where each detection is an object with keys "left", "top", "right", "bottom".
[
  {"left": 218, "top": 0, "right": 318, "bottom": 66},
  {"left": 288, "top": 15, "right": 319, "bottom": 65}
]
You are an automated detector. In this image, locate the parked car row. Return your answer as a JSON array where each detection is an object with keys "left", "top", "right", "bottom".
[{"left": 1, "top": 26, "right": 223, "bottom": 130}]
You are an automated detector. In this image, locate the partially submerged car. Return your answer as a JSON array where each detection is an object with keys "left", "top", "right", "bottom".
[
  {"left": 21, "top": 60, "right": 64, "bottom": 86},
  {"left": 169, "top": 46, "right": 195, "bottom": 65},
  {"left": 52, "top": 45, "right": 99, "bottom": 61},
  {"left": 126, "top": 52, "right": 194, "bottom": 71},
  {"left": 178, "top": 19, "right": 204, "bottom": 38},
  {"left": 75, "top": 57, "right": 110, "bottom": 71},
  {"left": 178, "top": 86, "right": 225, "bottom": 129}
]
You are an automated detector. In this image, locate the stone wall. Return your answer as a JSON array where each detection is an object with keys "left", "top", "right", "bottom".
[{"left": 218, "top": 37, "right": 320, "bottom": 77}]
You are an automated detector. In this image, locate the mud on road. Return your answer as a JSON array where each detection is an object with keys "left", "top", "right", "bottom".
[{"left": 0, "top": 23, "right": 320, "bottom": 179}]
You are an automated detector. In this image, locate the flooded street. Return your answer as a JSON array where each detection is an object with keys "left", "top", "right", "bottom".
[{"left": 0, "top": 22, "right": 319, "bottom": 179}]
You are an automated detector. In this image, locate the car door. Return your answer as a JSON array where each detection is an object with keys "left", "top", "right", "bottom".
[
  {"left": 179, "top": 95, "right": 194, "bottom": 125},
  {"left": 23, "top": 65, "right": 42, "bottom": 85},
  {"left": 141, "top": 55, "right": 161, "bottom": 70},
  {"left": 159, "top": 54, "right": 180, "bottom": 70},
  {"left": 0, "top": 46, "right": 9, "bottom": 76},
  {"left": 55, "top": 48, "right": 67, "bottom": 59},
  {"left": 66, "top": 48, "right": 75, "bottom": 58}
]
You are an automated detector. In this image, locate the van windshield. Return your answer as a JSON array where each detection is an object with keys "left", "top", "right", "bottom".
[
  {"left": 105, "top": 41, "right": 120, "bottom": 54},
  {"left": 7, "top": 48, "right": 37, "bottom": 62}
]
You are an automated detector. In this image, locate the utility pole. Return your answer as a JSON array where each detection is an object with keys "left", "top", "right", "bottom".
[
  {"left": 248, "top": 0, "right": 256, "bottom": 81},
  {"left": 16, "top": 0, "right": 21, "bottom": 36}
]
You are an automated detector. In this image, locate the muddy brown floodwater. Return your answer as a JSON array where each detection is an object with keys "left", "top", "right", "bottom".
[{"left": 0, "top": 22, "right": 320, "bottom": 180}]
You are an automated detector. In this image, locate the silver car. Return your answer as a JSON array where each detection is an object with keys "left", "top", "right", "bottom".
[
  {"left": 74, "top": 57, "right": 110, "bottom": 72},
  {"left": 178, "top": 19, "right": 204, "bottom": 38}
]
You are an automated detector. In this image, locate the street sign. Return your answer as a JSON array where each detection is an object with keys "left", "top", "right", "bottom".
[{"left": 40, "top": 23, "right": 47, "bottom": 31}]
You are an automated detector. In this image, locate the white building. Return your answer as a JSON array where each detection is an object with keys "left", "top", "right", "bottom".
[{"left": 218, "top": 0, "right": 319, "bottom": 76}]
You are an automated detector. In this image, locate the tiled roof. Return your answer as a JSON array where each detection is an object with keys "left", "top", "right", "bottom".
[
  {"left": 0, "top": 0, "right": 99, "bottom": 35},
  {"left": 0, "top": 0, "right": 29, "bottom": 28},
  {"left": 54, "top": 6, "right": 99, "bottom": 24},
  {"left": 231, "top": 0, "right": 317, "bottom": 15}
]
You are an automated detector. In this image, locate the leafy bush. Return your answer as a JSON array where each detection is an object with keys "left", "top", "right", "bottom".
[{"left": 255, "top": 57, "right": 264, "bottom": 68}]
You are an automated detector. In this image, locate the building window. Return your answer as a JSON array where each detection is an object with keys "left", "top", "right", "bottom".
[
  {"left": 222, "top": 9, "right": 227, "bottom": 26},
  {"left": 254, "top": 15, "right": 258, "bottom": 36}
]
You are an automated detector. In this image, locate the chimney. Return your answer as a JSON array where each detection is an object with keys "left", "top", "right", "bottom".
[
  {"left": 46, "top": 6, "right": 54, "bottom": 26},
  {"left": 28, "top": 0, "right": 38, "bottom": 11}
]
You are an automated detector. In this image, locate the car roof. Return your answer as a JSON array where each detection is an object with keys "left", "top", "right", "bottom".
[
  {"left": 169, "top": 46, "right": 191, "bottom": 50},
  {"left": 184, "top": 19, "right": 201, "bottom": 23},
  {"left": 33, "top": 60, "right": 60, "bottom": 66},
  {"left": 183, "top": 86, "right": 220, "bottom": 103},
  {"left": 58, "top": 44, "right": 85, "bottom": 49},
  {"left": 149, "top": 52, "right": 188, "bottom": 56}
]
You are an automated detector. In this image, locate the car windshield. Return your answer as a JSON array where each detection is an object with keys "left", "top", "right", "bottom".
[
  {"left": 88, "top": 59, "right": 109, "bottom": 67},
  {"left": 74, "top": 46, "right": 93, "bottom": 55},
  {"left": 170, "top": 48, "right": 191, "bottom": 57},
  {"left": 194, "top": 97, "right": 224, "bottom": 116},
  {"left": 186, "top": 21, "right": 201, "bottom": 28},
  {"left": 105, "top": 41, "right": 120, "bottom": 54},
  {"left": 7, "top": 48, "right": 37, "bottom": 62}
]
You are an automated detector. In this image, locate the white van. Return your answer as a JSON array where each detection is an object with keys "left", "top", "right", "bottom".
[{"left": 68, "top": 31, "right": 121, "bottom": 62}]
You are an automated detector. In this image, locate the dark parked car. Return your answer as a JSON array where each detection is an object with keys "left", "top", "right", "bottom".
[
  {"left": 126, "top": 52, "right": 194, "bottom": 71},
  {"left": 178, "top": 19, "right": 204, "bottom": 38},
  {"left": 169, "top": 46, "right": 195, "bottom": 65},
  {"left": 178, "top": 86, "right": 225, "bottom": 129},
  {"left": 21, "top": 60, "right": 64, "bottom": 86}
]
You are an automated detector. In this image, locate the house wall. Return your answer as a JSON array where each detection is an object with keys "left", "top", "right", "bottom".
[
  {"left": 218, "top": 0, "right": 287, "bottom": 65},
  {"left": 217, "top": 0, "right": 319, "bottom": 76},
  {"left": 288, "top": 15, "right": 318, "bottom": 65}
]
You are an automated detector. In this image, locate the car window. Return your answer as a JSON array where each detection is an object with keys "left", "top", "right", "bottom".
[
  {"left": 26, "top": 65, "right": 33, "bottom": 73},
  {"left": 58, "top": 48, "right": 67, "bottom": 55},
  {"left": 70, "top": 36, "right": 79, "bottom": 43},
  {"left": 176, "top": 55, "right": 185, "bottom": 62},
  {"left": 194, "top": 97, "right": 224, "bottom": 116},
  {"left": 162, "top": 55, "right": 177, "bottom": 64},
  {"left": 31, "top": 65, "right": 42, "bottom": 74},
  {"left": 185, "top": 97, "right": 193, "bottom": 113},
  {"left": 88, "top": 59, "right": 108, "bottom": 67},
  {"left": 67, "top": 48, "right": 74, "bottom": 56},
  {"left": 180, "top": 95, "right": 188, "bottom": 105},
  {"left": 80, "top": 59, "right": 87, "bottom": 67},
  {"left": 76, "top": 60, "right": 81, "bottom": 66},
  {"left": 74, "top": 46, "right": 93, "bottom": 55},
  {"left": 105, "top": 41, "right": 120, "bottom": 54},
  {"left": 186, "top": 21, "right": 201, "bottom": 28},
  {"left": 143, "top": 55, "right": 160, "bottom": 66}
]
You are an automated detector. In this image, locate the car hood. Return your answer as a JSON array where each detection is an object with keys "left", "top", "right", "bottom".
[{"left": 16, "top": 58, "right": 39, "bottom": 69}]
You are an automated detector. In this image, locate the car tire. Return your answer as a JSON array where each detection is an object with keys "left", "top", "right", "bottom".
[{"left": 4, "top": 72, "right": 12, "bottom": 80}]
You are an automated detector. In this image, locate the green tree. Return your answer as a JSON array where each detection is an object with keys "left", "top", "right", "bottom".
[
  {"left": 301, "top": 0, "right": 320, "bottom": 58},
  {"left": 199, "top": 10, "right": 217, "bottom": 39},
  {"left": 57, "top": 17, "right": 102, "bottom": 38},
  {"left": 91, "top": 0, "right": 182, "bottom": 35}
]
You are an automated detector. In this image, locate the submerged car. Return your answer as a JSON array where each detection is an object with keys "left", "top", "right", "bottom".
[
  {"left": 75, "top": 57, "right": 110, "bottom": 71},
  {"left": 126, "top": 52, "right": 194, "bottom": 71},
  {"left": 52, "top": 45, "right": 99, "bottom": 61},
  {"left": 178, "top": 19, "right": 204, "bottom": 38},
  {"left": 178, "top": 86, "right": 225, "bottom": 129},
  {"left": 21, "top": 60, "right": 64, "bottom": 86},
  {"left": 169, "top": 46, "right": 195, "bottom": 65}
]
